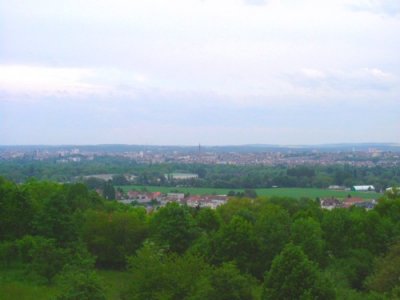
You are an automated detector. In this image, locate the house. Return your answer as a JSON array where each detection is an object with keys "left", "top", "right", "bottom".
[
  {"left": 342, "top": 197, "right": 365, "bottom": 208},
  {"left": 320, "top": 198, "right": 341, "bottom": 210},
  {"left": 186, "top": 195, "right": 202, "bottom": 207},
  {"left": 354, "top": 200, "right": 376, "bottom": 210},
  {"left": 125, "top": 191, "right": 161, "bottom": 204},
  {"left": 127, "top": 190, "right": 140, "bottom": 199},
  {"left": 118, "top": 199, "right": 136, "bottom": 205},
  {"left": 186, "top": 195, "right": 228, "bottom": 209},
  {"left": 166, "top": 193, "right": 185, "bottom": 201},
  {"left": 351, "top": 185, "right": 375, "bottom": 192}
]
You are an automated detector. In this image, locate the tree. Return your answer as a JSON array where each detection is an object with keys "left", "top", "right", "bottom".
[
  {"left": 102, "top": 180, "right": 115, "bottom": 200},
  {"left": 123, "top": 241, "right": 209, "bottom": 300},
  {"left": 81, "top": 209, "right": 148, "bottom": 268},
  {"left": 333, "top": 248, "right": 374, "bottom": 291},
  {"left": 366, "top": 241, "right": 400, "bottom": 294},
  {"left": 150, "top": 202, "right": 197, "bottom": 254},
  {"left": 212, "top": 216, "right": 258, "bottom": 275},
  {"left": 254, "top": 204, "right": 291, "bottom": 277},
  {"left": 195, "top": 207, "right": 221, "bottom": 233},
  {"left": 290, "top": 217, "right": 325, "bottom": 265},
  {"left": 27, "top": 237, "right": 69, "bottom": 283},
  {"left": 0, "top": 177, "right": 36, "bottom": 240},
  {"left": 321, "top": 208, "right": 351, "bottom": 258},
  {"left": 263, "top": 243, "right": 335, "bottom": 300},
  {"left": 217, "top": 198, "right": 257, "bottom": 224},
  {"left": 56, "top": 268, "right": 106, "bottom": 300},
  {"left": 190, "top": 263, "right": 256, "bottom": 300},
  {"left": 56, "top": 251, "right": 105, "bottom": 300},
  {"left": 33, "top": 193, "right": 79, "bottom": 246}
]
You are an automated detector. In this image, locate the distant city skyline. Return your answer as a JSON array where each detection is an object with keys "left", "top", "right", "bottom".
[{"left": 1, "top": 0, "right": 399, "bottom": 145}]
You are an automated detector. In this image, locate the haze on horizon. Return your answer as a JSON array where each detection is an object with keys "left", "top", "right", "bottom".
[{"left": 1, "top": 0, "right": 399, "bottom": 146}]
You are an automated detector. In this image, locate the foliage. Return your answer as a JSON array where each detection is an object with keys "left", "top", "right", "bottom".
[
  {"left": 290, "top": 217, "right": 325, "bottom": 265},
  {"left": 56, "top": 268, "right": 106, "bottom": 300},
  {"left": 123, "top": 242, "right": 257, "bottom": 300},
  {"left": 254, "top": 204, "right": 291, "bottom": 277},
  {"left": 1, "top": 176, "right": 400, "bottom": 299},
  {"left": 366, "top": 241, "right": 400, "bottom": 294},
  {"left": 81, "top": 209, "right": 148, "bottom": 268},
  {"left": 26, "top": 237, "right": 69, "bottom": 283},
  {"left": 123, "top": 241, "right": 209, "bottom": 300},
  {"left": 0, "top": 178, "right": 36, "bottom": 240},
  {"left": 150, "top": 202, "right": 198, "bottom": 254},
  {"left": 195, "top": 207, "right": 221, "bottom": 233},
  {"left": 263, "top": 243, "right": 335, "bottom": 300},
  {"left": 190, "top": 263, "right": 256, "bottom": 300},
  {"left": 211, "top": 216, "right": 259, "bottom": 275}
]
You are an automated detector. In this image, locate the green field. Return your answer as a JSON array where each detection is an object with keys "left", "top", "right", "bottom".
[
  {"left": 119, "top": 185, "right": 381, "bottom": 200},
  {"left": 0, "top": 269, "right": 130, "bottom": 300}
]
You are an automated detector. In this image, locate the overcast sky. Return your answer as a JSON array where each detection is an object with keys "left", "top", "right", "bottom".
[{"left": 0, "top": 0, "right": 399, "bottom": 145}]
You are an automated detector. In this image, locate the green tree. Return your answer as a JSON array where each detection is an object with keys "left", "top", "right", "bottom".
[
  {"left": 56, "top": 268, "right": 106, "bottom": 300},
  {"left": 0, "top": 177, "right": 36, "bottom": 240},
  {"left": 212, "top": 216, "right": 258, "bottom": 275},
  {"left": 82, "top": 209, "right": 148, "bottom": 268},
  {"left": 263, "top": 243, "right": 335, "bottom": 300},
  {"left": 102, "top": 180, "right": 115, "bottom": 200},
  {"left": 27, "top": 237, "right": 69, "bottom": 283},
  {"left": 321, "top": 208, "right": 351, "bottom": 258},
  {"left": 195, "top": 207, "right": 221, "bottom": 233},
  {"left": 190, "top": 263, "right": 256, "bottom": 300},
  {"left": 217, "top": 198, "right": 257, "bottom": 224},
  {"left": 366, "top": 241, "right": 400, "bottom": 294},
  {"left": 123, "top": 241, "right": 209, "bottom": 300},
  {"left": 254, "top": 204, "right": 291, "bottom": 276},
  {"left": 150, "top": 203, "right": 197, "bottom": 254},
  {"left": 290, "top": 217, "right": 325, "bottom": 265}
]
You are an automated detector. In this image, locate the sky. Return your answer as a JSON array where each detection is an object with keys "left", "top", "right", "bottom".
[{"left": 0, "top": 0, "right": 399, "bottom": 145}]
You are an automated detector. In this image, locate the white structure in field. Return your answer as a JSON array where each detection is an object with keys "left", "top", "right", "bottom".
[{"left": 351, "top": 185, "right": 375, "bottom": 192}]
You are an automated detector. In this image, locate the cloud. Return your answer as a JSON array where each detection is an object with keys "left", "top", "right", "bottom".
[
  {"left": 0, "top": 65, "right": 148, "bottom": 99},
  {"left": 363, "top": 67, "right": 392, "bottom": 79},
  {"left": 300, "top": 68, "right": 326, "bottom": 79},
  {"left": 243, "top": 0, "right": 269, "bottom": 6},
  {"left": 348, "top": 0, "right": 400, "bottom": 16},
  {"left": 288, "top": 67, "right": 397, "bottom": 97}
]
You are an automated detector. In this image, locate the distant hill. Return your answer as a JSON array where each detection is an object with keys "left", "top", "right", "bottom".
[{"left": 1, "top": 143, "right": 399, "bottom": 153}]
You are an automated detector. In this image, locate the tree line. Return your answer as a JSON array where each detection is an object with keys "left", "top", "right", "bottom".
[
  {"left": 1, "top": 176, "right": 400, "bottom": 299},
  {"left": 1, "top": 157, "right": 399, "bottom": 191}
]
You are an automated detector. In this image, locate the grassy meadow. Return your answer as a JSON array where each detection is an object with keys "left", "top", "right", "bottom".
[
  {"left": 0, "top": 269, "right": 130, "bottom": 300},
  {"left": 118, "top": 185, "right": 381, "bottom": 200}
]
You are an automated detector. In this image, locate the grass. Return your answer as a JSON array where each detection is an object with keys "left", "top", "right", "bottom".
[
  {"left": 98, "top": 270, "right": 131, "bottom": 300},
  {"left": 0, "top": 268, "right": 130, "bottom": 300},
  {"left": 118, "top": 185, "right": 381, "bottom": 200},
  {"left": 0, "top": 268, "right": 58, "bottom": 300}
]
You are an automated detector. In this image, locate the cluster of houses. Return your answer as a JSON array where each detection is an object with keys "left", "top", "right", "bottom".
[
  {"left": 320, "top": 197, "right": 377, "bottom": 210},
  {"left": 116, "top": 190, "right": 229, "bottom": 209}
]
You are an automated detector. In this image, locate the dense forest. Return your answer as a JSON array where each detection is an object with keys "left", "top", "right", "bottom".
[
  {"left": 1, "top": 176, "right": 400, "bottom": 299},
  {"left": 1, "top": 157, "right": 399, "bottom": 191}
]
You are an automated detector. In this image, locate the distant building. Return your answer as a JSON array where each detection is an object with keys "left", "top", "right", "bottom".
[
  {"left": 320, "top": 198, "right": 341, "bottom": 210},
  {"left": 83, "top": 174, "right": 114, "bottom": 181},
  {"left": 351, "top": 185, "right": 375, "bottom": 192},
  {"left": 165, "top": 173, "right": 199, "bottom": 180},
  {"left": 354, "top": 200, "right": 376, "bottom": 210},
  {"left": 342, "top": 197, "right": 365, "bottom": 208},
  {"left": 386, "top": 187, "right": 399, "bottom": 193},
  {"left": 167, "top": 193, "right": 185, "bottom": 200},
  {"left": 186, "top": 195, "right": 228, "bottom": 209},
  {"left": 328, "top": 185, "right": 346, "bottom": 190}
]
